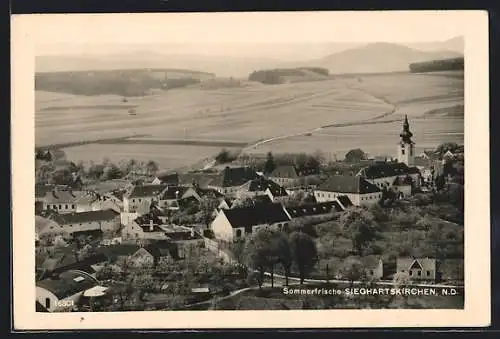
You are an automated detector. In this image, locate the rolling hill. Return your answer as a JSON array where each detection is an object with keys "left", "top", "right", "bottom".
[{"left": 294, "top": 42, "right": 463, "bottom": 74}]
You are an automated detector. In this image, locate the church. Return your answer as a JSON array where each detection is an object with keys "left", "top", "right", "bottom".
[{"left": 357, "top": 115, "right": 422, "bottom": 198}]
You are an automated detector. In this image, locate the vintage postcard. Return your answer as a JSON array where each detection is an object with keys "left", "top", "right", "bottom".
[{"left": 11, "top": 10, "right": 490, "bottom": 329}]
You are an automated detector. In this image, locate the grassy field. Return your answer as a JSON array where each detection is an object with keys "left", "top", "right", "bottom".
[{"left": 36, "top": 71, "right": 463, "bottom": 170}]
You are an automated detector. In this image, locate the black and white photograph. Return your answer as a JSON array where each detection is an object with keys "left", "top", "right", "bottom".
[{"left": 11, "top": 11, "right": 490, "bottom": 329}]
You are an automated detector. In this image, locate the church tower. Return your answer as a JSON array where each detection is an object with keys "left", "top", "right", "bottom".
[{"left": 397, "top": 114, "right": 415, "bottom": 166}]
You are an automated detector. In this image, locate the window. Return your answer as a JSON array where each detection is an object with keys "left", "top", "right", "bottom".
[
  {"left": 409, "top": 270, "right": 412, "bottom": 276},
  {"left": 65, "top": 204, "right": 68, "bottom": 209},
  {"left": 426, "top": 270, "right": 431, "bottom": 276},
  {"left": 139, "top": 199, "right": 142, "bottom": 202},
  {"left": 132, "top": 199, "right": 135, "bottom": 203},
  {"left": 236, "top": 229, "right": 242, "bottom": 238},
  {"left": 72, "top": 204, "right": 75, "bottom": 209},
  {"left": 370, "top": 270, "right": 374, "bottom": 275},
  {"left": 45, "top": 298, "right": 51, "bottom": 309},
  {"left": 401, "top": 149, "right": 405, "bottom": 155},
  {"left": 417, "top": 270, "right": 422, "bottom": 276},
  {"left": 59, "top": 205, "right": 62, "bottom": 209}
]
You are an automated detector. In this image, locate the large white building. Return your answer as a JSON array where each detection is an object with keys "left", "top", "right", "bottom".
[{"left": 314, "top": 175, "right": 382, "bottom": 207}]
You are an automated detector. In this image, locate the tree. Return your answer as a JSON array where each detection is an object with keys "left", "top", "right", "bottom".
[
  {"left": 289, "top": 231, "right": 318, "bottom": 284},
  {"left": 215, "top": 149, "right": 236, "bottom": 164},
  {"left": 196, "top": 196, "right": 220, "bottom": 228},
  {"left": 435, "top": 142, "right": 459, "bottom": 156},
  {"left": 101, "top": 163, "right": 123, "bottom": 180},
  {"left": 146, "top": 160, "right": 159, "bottom": 176},
  {"left": 338, "top": 258, "right": 367, "bottom": 285},
  {"left": 50, "top": 166, "right": 74, "bottom": 185},
  {"left": 87, "top": 162, "right": 105, "bottom": 180},
  {"left": 244, "top": 229, "right": 284, "bottom": 289},
  {"left": 344, "top": 149, "right": 366, "bottom": 163},
  {"left": 264, "top": 152, "right": 276, "bottom": 174},
  {"left": 232, "top": 196, "right": 256, "bottom": 208},
  {"left": 435, "top": 174, "right": 446, "bottom": 191},
  {"left": 340, "top": 208, "right": 379, "bottom": 255}
]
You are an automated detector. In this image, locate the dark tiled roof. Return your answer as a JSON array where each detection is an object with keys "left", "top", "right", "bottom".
[
  {"left": 143, "top": 242, "right": 178, "bottom": 259},
  {"left": 210, "top": 167, "right": 259, "bottom": 187},
  {"left": 35, "top": 185, "right": 54, "bottom": 198},
  {"left": 36, "top": 270, "right": 97, "bottom": 299},
  {"left": 43, "top": 189, "right": 89, "bottom": 204},
  {"left": 407, "top": 167, "right": 421, "bottom": 174},
  {"left": 270, "top": 165, "right": 299, "bottom": 179},
  {"left": 337, "top": 195, "right": 353, "bottom": 208},
  {"left": 51, "top": 253, "right": 108, "bottom": 275},
  {"left": 222, "top": 203, "right": 290, "bottom": 229},
  {"left": 126, "top": 184, "right": 168, "bottom": 198},
  {"left": 159, "top": 186, "right": 188, "bottom": 200},
  {"left": 96, "top": 244, "right": 141, "bottom": 259},
  {"left": 241, "top": 177, "right": 283, "bottom": 193},
  {"left": 285, "top": 201, "right": 342, "bottom": 218},
  {"left": 51, "top": 209, "right": 119, "bottom": 225},
  {"left": 195, "top": 187, "right": 225, "bottom": 199},
  {"left": 397, "top": 257, "right": 436, "bottom": 272},
  {"left": 360, "top": 162, "right": 417, "bottom": 179},
  {"left": 155, "top": 172, "right": 179, "bottom": 185},
  {"left": 253, "top": 195, "right": 273, "bottom": 205},
  {"left": 317, "top": 176, "right": 380, "bottom": 194}
]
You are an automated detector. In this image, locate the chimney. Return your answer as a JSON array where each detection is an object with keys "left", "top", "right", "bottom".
[
  {"left": 149, "top": 219, "right": 154, "bottom": 232},
  {"left": 52, "top": 189, "right": 58, "bottom": 199}
]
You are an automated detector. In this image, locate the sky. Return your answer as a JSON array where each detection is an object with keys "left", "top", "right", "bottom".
[{"left": 15, "top": 11, "right": 470, "bottom": 59}]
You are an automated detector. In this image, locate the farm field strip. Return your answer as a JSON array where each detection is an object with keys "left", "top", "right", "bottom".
[{"left": 37, "top": 72, "right": 463, "bottom": 170}]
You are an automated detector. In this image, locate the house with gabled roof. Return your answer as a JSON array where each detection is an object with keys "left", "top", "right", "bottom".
[
  {"left": 357, "top": 162, "right": 421, "bottom": 191},
  {"left": 36, "top": 270, "right": 101, "bottom": 312},
  {"left": 128, "top": 242, "right": 178, "bottom": 268},
  {"left": 210, "top": 203, "right": 291, "bottom": 241},
  {"left": 314, "top": 175, "right": 381, "bottom": 206},
  {"left": 265, "top": 185, "right": 289, "bottom": 202},
  {"left": 42, "top": 188, "right": 99, "bottom": 215},
  {"left": 235, "top": 177, "right": 286, "bottom": 200},
  {"left": 151, "top": 171, "right": 179, "bottom": 186},
  {"left": 207, "top": 166, "right": 260, "bottom": 196},
  {"left": 268, "top": 165, "right": 304, "bottom": 188},
  {"left": 121, "top": 214, "right": 169, "bottom": 244},
  {"left": 44, "top": 209, "right": 121, "bottom": 238},
  {"left": 122, "top": 184, "right": 168, "bottom": 213},
  {"left": 396, "top": 257, "right": 437, "bottom": 282}
]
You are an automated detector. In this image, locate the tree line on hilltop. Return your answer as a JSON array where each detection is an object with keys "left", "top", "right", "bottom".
[
  {"left": 248, "top": 67, "right": 330, "bottom": 84},
  {"left": 35, "top": 70, "right": 203, "bottom": 96},
  {"left": 409, "top": 57, "right": 464, "bottom": 73}
]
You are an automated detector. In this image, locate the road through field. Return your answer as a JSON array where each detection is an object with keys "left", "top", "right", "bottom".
[{"left": 239, "top": 83, "right": 399, "bottom": 155}]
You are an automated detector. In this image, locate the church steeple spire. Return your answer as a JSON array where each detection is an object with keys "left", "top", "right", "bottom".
[{"left": 400, "top": 114, "right": 413, "bottom": 144}]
